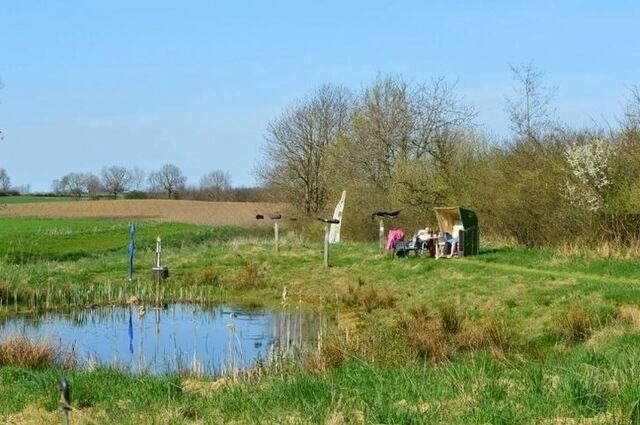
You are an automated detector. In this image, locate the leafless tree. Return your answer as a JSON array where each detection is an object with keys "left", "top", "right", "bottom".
[
  {"left": 506, "top": 62, "right": 557, "bottom": 144},
  {"left": 129, "top": 167, "right": 146, "bottom": 191},
  {"left": 259, "top": 84, "right": 352, "bottom": 214},
  {"left": 101, "top": 166, "right": 133, "bottom": 199},
  {"left": 200, "top": 169, "right": 232, "bottom": 201},
  {"left": 65, "top": 173, "right": 88, "bottom": 198},
  {"left": 345, "top": 76, "right": 413, "bottom": 191},
  {"left": 148, "top": 163, "right": 186, "bottom": 199},
  {"left": 623, "top": 85, "right": 640, "bottom": 133},
  {"left": 412, "top": 78, "right": 477, "bottom": 171},
  {"left": 0, "top": 168, "right": 11, "bottom": 192},
  {"left": 52, "top": 172, "right": 94, "bottom": 198},
  {"left": 85, "top": 173, "right": 103, "bottom": 198}
]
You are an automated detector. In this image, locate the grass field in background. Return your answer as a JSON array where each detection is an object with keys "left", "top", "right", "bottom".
[
  {"left": 1, "top": 216, "right": 640, "bottom": 423},
  {"left": 0, "top": 195, "right": 70, "bottom": 204}
]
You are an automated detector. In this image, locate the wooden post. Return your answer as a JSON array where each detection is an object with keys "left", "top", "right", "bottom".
[
  {"left": 379, "top": 219, "right": 384, "bottom": 254},
  {"left": 274, "top": 221, "right": 279, "bottom": 252},
  {"left": 323, "top": 223, "right": 330, "bottom": 267}
]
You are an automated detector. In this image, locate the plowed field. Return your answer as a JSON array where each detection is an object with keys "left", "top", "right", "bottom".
[{"left": 0, "top": 199, "right": 283, "bottom": 226}]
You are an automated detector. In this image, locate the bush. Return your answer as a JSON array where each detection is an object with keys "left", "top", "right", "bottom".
[{"left": 124, "top": 190, "right": 148, "bottom": 199}]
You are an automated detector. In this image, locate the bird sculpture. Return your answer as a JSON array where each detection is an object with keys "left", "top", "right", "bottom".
[
  {"left": 371, "top": 209, "right": 402, "bottom": 219},
  {"left": 255, "top": 214, "right": 264, "bottom": 220},
  {"left": 317, "top": 217, "right": 340, "bottom": 224}
]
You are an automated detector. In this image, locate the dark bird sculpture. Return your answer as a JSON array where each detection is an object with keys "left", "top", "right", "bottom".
[
  {"left": 255, "top": 214, "right": 264, "bottom": 220},
  {"left": 317, "top": 217, "right": 340, "bottom": 224},
  {"left": 371, "top": 209, "right": 402, "bottom": 219}
]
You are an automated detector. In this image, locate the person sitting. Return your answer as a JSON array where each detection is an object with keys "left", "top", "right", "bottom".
[
  {"left": 416, "top": 227, "right": 437, "bottom": 257},
  {"left": 443, "top": 222, "right": 463, "bottom": 258}
]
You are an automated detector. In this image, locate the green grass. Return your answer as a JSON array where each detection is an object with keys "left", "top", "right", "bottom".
[
  {"left": 0, "top": 195, "right": 69, "bottom": 204},
  {"left": 0, "top": 217, "right": 251, "bottom": 262},
  {"left": 1, "top": 218, "right": 640, "bottom": 422}
]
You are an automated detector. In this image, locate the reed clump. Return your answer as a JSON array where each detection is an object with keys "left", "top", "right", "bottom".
[
  {"left": 197, "top": 266, "right": 221, "bottom": 286},
  {"left": 439, "top": 301, "right": 464, "bottom": 334},
  {"left": 555, "top": 305, "right": 620, "bottom": 343},
  {"left": 0, "top": 335, "right": 69, "bottom": 368},
  {"left": 338, "top": 283, "right": 396, "bottom": 312},
  {"left": 401, "top": 305, "right": 518, "bottom": 362},
  {"left": 403, "top": 309, "right": 450, "bottom": 362}
]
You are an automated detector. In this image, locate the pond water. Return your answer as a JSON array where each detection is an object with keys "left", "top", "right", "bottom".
[{"left": 0, "top": 303, "right": 322, "bottom": 376}]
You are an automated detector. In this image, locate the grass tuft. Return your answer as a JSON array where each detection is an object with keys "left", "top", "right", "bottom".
[
  {"left": 557, "top": 306, "right": 594, "bottom": 342},
  {"left": 0, "top": 335, "right": 70, "bottom": 368},
  {"left": 439, "top": 301, "right": 464, "bottom": 335}
]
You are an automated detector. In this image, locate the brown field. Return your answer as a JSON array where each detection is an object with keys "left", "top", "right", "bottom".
[{"left": 0, "top": 199, "right": 284, "bottom": 226}]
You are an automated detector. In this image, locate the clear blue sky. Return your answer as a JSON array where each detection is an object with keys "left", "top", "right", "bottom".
[{"left": 1, "top": 1, "right": 638, "bottom": 192}]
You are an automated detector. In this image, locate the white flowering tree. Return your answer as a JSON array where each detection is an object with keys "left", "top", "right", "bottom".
[{"left": 563, "top": 138, "right": 611, "bottom": 212}]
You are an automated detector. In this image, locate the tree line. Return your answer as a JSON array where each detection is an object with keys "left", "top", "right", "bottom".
[
  {"left": 258, "top": 66, "right": 640, "bottom": 246},
  {"left": 47, "top": 164, "right": 262, "bottom": 202}
]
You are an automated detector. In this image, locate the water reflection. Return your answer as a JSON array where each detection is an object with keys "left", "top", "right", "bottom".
[{"left": 0, "top": 304, "right": 322, "bottom": 376}]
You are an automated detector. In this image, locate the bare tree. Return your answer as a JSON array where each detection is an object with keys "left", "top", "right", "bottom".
[
  {"left": 345, "top": 75, "right": 413, "bottom": 191},
  {"left": 200, "top": 170, "right": 232, "bottom": 201},
  {"left": 101, "top": 166, "right": 133, "bottom": 199},
  {"left": 259, "top": 84, "right": 352, "bottom": 214},
  {"left": 506, "top": 62, "right": 557, "bottom": 143},
  {"left": 413, "top": 78, "right": 477, "bottom": 170},
  {"left": 52, "top": 172, "right": 92, "bottom": 198},
  {"left": 623, "top": 85, "right": 640, "bottom": 133},
  {"left": 85, "top": 173, "right": 103, "bottom": 198},
  {"left": 148, "top": 163, "right": 186, "bottom": 199},
  {"left": 130, "top": 167, "right": 146, "bottom": 190},
  {"left": 0, "top": 168, "right": 11, "bottom": 192},
  {"left": 66, "top": 173, "right": 88, "bottom": 198}
]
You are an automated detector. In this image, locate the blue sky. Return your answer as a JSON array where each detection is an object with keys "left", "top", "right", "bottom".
[{"left": 0, "top": 1, "right": 638, "bottom": 192}]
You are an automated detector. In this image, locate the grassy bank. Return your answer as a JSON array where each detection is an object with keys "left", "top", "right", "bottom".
[{"left": 1, "top": 217, "right": 640, "bottom": 423}]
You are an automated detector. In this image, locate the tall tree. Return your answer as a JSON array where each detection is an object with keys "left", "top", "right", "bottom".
[
  {"left": 505, "top": 62, "right": 557, "bottom": 144},
  {"left": 148, "top": 163, "right": 186, "bottom": 199},
  {"left": 259, "top": 84, "right": 352, "bottom": 214},
  {"left": 101, "top": 166, "right": 133, "bottom": 199},
  {"left": 334, "top": 75, "right": 477, "bottom": 222}
]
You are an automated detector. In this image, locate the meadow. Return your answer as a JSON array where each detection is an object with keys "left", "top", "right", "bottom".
[{"left": 1, "top": 202, "right": 640, "bottom": 423}]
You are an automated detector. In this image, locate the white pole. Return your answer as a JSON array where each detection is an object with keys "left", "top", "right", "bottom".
[{"left": 155, "top": 236, "right": 162, "bottom": 268}]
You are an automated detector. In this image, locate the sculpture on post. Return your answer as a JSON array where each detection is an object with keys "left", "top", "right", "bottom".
[
  {"left": 152, "top": 236, "right": 169, "bottom": 281},
  {"left": 372, "top": 210, "right": 402, "bottom": 254}
]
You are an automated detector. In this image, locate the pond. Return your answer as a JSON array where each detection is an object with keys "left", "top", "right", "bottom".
[{"left": 0, "top": 303, "right": 322, "bottom": 376}]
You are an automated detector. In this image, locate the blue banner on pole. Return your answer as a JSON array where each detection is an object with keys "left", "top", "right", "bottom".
[{"left": 128, "top": 224, "right": 136, "bottom": 281}]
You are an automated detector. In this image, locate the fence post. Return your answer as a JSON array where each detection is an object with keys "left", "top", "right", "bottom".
[{"left": 317, "top": 217, "right": 340, "bottom": 267}]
